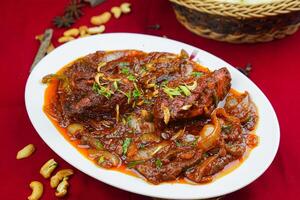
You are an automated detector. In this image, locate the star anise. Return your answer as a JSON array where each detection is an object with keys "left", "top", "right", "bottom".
[
  {"left": 65, "top": 0, "right": 85, "bottom": 19},
  {"left": 237, "top": 63, "right": 252, "bottom": 77},
  {"left": 53, "top": 14, "right": 75, "bottom": 28}
]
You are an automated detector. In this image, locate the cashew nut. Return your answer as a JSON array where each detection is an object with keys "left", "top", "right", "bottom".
[
  {"left": 50, "top": 169, "right": 74, "bottom": 188},
  {"left": 79, "top": 25, "right": 88, "bottom": 36},
  {"left": 91, "top": 11, "right": 111, "bottom": 25},
  {"left": 87, "top": 25, "right": 105, "bottom": 34},
  {"left": 120, "top": 2, "right": 131, "bottom": 14},
  {"left": 40, "top": 158, "right": 58, "bottom": 178},
  {"left": 63, "top": 28, "right": 79, "bottom": 37},
  {"left": 79, "top": 34, "right": 91, "bottom": 38},
  {"left": 16, "top": 144, "right": 35, "bottom": 159},
  {"left": 28, "top": 181, "right": 43, "bottom": 200},
  {"left": 55, "top": 177, "right": 69, "bottom": 197},
  {"left": 111, "top": 7, "right": 122, "bottom": 18},
  {"left": 58, "top": 36, "right": 75, "bottom": 43}
]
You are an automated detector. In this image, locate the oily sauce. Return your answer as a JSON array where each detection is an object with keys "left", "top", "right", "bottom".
[{"left": 43, "top": 77, "right": 258, "bottom": 185}]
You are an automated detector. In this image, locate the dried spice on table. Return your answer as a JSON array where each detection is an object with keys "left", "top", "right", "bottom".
[
  {"left": 147, "top": 24, "right": 161, "bottom": 30},
  {"left": 65, "top": 0, "right": 85, "bottom": 19},
  {"left": 53, "top": 14, "right": 75, "bottom": 28},
  {"left": 53, "top": 0, "right": 87, "bottom": 28},
  {"left": 57, "top": 2, "right": 132, "bottom": 43},
  {"left": 237, "top": 63, "right": 252, "bottom": 77}
]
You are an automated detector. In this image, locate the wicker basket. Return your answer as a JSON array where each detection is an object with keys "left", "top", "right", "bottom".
[{"left": 170, "top": 0, "right": 300, "bottom": 43}]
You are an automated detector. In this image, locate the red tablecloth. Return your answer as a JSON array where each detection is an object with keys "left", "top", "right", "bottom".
[{"left": 1, "top": 0, "right": 299, "bottom": 199}]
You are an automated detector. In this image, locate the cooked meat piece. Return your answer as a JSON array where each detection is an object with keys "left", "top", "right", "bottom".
[
  {"left": 153, "top": 68, "right": 231, "bottom": 129},
  {"left": 135, "top": 144, "right": 202, "bottom": 184},
  {"left": 185, "top": 154, "right": 234, "bottom": 183},
  {"left": 44, "top": 50, "right": 258, "bottom": 185},
  {"left": 56, "top": 51, "right": 146, "bottom": 123}
]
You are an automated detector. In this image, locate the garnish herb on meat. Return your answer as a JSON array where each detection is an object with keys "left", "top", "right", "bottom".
[{"left": 43, "top": 50, "right": 258, "bottom": 184}]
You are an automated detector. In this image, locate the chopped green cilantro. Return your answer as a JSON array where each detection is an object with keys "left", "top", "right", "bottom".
[
  {"left": 139, "top": 143, "right": 145, "bottom": 149},
  {"left": 94, "top": 140, "right": 104, "bottom": 150},
  {"left": 98, "top": 156, "right": 105, "bottom": 164},
  {"left": 179, "top": 85, "right": 191, "bottom": 96},
  {"left": 122, "top": 138, "right": 132, "bottom": 155},
  {"left": 133, "top": 89, "right": 141, "bottom": 100},
  {"left": 163, "top": 86, "right": 181, "bottom": 98},
  {"left": 191, "top": 71, "right": 203, "bottom": 77},
  {"left": 119, "top": 62, "right": 130, "bottom": 67},
  {"left": 92, "top": 82, "right": 113, "bottom": 99},
  {"left": 175, "top": 140, "right": 182, "bottom": 147},
  {"left": 121, "top": 67, "right": 130, "bottom": 75},
  {"left": 127, "top": 74, "right": 136, "bottom": 81},
  {"left": 160, "top": 80, "right": 169, "bottom": 87},
  {"left": 127, "top": 160, "right": 144, "bottom": 169},
  {"left": 155, "top": 159, "right": 162, "bottom": 168}
]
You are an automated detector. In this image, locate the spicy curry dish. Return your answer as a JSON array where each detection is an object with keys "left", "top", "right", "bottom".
[{"left": 42, "top": 50, "right": 258, "bottom": 184}]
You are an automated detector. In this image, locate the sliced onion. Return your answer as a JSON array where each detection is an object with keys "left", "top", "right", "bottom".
[
  {"left": 215, "top": 108, "right": 240, "bottom": 124},
  {"left": 97, "top": 62, "right": 107, "bottom": 72},
  {"left": 225, "top": 92, "right": 252, "bottom": 121},
  {"left": 197, "top": 110, "right": 221, "bottom": 151},
  {"left": 141, "top": 110, "right": 152, "bottom": 121},
  {"left": 94, "top": 73, "right": 104, "bottom": 85},
  {"left": 162, "top": 106, "right": 170, "bottom": 125},
  {"left": 67, "top": 123, "right": 84, "bottom": 135},
  {"left": 131, "top": 141, "right": 169, "bottom": 161},
  {"left": 180, "top": 49, "right": 189, "bottom": 59},
  {"left": 115, "top": 104, "right": 120, "bottom": 123},
  {"left": 197, "top": 108, "right": 240, "bottom": 151},
  {"left": 185, "top": 81, "right": 197, "bottom": 91},
  {"left": 128, "top": 116, "right": 141, "bottom": 133},
  {"left": 171, "top": 128, "right": 185, "bottom": 140},
  {"left": 181, "top": 104, "right": 192, "bottom": 111},
  {"left": 139, "top": 133, "right": 161, "bottom": 143},
  {"left": 91, "top": 150, "right": 120, "bottom": 168},
  {"left": 226, "top": 97, "right": 238, "bottom": 108},
  {"left": 183, "top": 134, "right": 196, "bottom": 143}
]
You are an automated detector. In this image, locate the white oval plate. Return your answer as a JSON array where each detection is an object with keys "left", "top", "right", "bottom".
[{"left": 25, "top": 33, "right": 280, "bottom": 200}]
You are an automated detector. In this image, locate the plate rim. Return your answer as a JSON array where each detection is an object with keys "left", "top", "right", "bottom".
[{"left": 25, "top": 32, "right": 280, "bottom": 199}]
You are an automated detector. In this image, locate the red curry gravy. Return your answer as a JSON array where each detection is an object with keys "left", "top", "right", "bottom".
[{"left": 43, "top": 50, "right": 258, "bottom": 184}]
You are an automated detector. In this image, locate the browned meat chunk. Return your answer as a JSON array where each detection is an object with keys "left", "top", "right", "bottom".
[
  {"left": 43, "top": 50, "right": 258, "bottom": 185},
  {"left": 185, "top": 154, "right": 234, "bottom": 183},
  {"left": 153, "top": 68, "right": 231, "bottom": 129},
  {"left": 135, "top": 144, "right": 203, "bottom": 184}
]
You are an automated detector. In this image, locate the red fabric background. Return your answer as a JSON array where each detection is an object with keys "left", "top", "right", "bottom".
[{"left": 1, "top": 0, "right": 299, "bottom": 199}]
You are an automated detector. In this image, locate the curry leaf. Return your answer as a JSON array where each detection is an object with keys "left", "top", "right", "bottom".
[
  {"left": 191, "top": 71, "right": 203, "bottom": 78},
  {"left": 163, "top": 86, "right": 181, "bottom": 98},
  {"left": 127, "top": 160, "right": 144, "bottom": 168},
  {"left": 121, "top": 66, "right": 130, "bottom": 75},
  {"left": 127, "top": 74, "right": 136, "bottom": 81},
  {"left": 155, "top": 159, "right": 162, "bottom": 168},
  {"left": 122, "top": 138, "right": 132, "bottom": 155},
  {"left": 92, "top": 82, "right": 113, "bottom": 99},
  {"left": 179, "top": 85, "right": 191, "bottom": 96}
]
